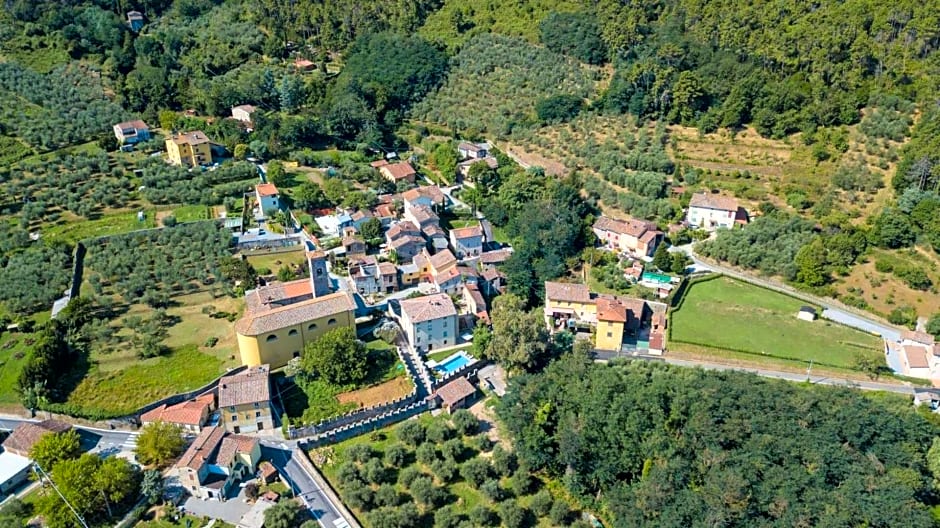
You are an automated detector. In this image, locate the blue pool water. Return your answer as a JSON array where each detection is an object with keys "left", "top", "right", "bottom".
[{"left": 435, "top": 353, "right": 472, "bottom": 374}]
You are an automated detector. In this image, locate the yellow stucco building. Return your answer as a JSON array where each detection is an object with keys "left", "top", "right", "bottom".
[
  {"left": 235, "top": 289, "right": 356, "bottom": 369},
  {"left": 218, "top": 365, "right": 274, "bottom": 434},
  {"left": 544, "top": 281, "right": 651, "bottom": 352},
  {"left": 166, "top": 130, "right": 213, "bottom": 166}
]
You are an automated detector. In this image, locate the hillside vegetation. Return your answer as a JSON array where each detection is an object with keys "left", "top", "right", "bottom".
[{"left": 500, "top": 356, "right": 940, "bottom": 527}]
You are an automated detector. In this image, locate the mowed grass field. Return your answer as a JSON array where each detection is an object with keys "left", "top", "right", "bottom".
[{"left": 671, "top": 276, "right": 882, "bottom": 368}]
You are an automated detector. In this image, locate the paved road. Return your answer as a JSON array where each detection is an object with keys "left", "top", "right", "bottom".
[
  {"left": 674, "top": 245, "right": 903, "bottom": 342},
  {"left": 261, "top": 444, "right": 348, "bottom": 528},
  {"left": 0, "top": 417, "right": 138, "bottom": 456},
  {"left": 594, "top": 353, "right": 915, "bottom": 395}
]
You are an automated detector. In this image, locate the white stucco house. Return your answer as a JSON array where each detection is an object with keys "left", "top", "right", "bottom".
[
  {"left": 396, "top": 293, "right": 458, "bottom": 354},
  {"left": 686, "top": 192, "right": 743, "bottom": 231}
]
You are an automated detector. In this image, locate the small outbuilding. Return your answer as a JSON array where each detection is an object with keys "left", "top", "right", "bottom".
[
  {"left": 797, "top": 306, "right": 817, "bottom": 322},
  {"left": 434, "top": 376, "right": 477, "bottom": 414}
]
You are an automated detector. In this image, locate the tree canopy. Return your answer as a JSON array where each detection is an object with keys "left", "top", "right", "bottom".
[
  {"left": 301, "top": 327, "right": 369, "bottom": 385},
  {"left": 499, "top": 355, "right": 940, "bottom": 527}
]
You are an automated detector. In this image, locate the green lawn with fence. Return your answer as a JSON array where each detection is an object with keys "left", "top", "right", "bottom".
[{"left": 670, "top": 276, "right": 882, "bottom": 369}]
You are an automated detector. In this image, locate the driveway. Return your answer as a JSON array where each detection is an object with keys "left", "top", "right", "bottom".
[
  {"left": 260, "top": 445, "right": 349, "bottom": 528},
  {"left": 181, "top": 486, "right": 252, "bottom": 525}
]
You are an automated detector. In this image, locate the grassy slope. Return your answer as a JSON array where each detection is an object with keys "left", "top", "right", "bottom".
[
  {"left": 671, "top": 276, "right": 882, "bottom": 369},
  {"left": 64, "top": 345, "right": 225, "bottom": 415}
]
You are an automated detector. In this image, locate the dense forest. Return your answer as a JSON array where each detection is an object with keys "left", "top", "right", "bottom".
[{"left": 499, "top": 355, "right": 940, "bottom": 527}]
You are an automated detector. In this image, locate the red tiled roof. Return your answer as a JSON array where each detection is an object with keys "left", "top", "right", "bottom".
[
  {"left": 596, "top": 298, "right": 628, "bottom": 322},
  {"left": 649, "top": 332, "right": 665, "bottom": 350},
  {"left": 479, "top": 250, "right": 511, "bottom": 264},
  {"left": 402, "top": 186, "right": 445, "bottom": 205},
  {"left": 689, "top": 192, "right": 739, "bottom": 212},
  {"left": 176, "top": 426, "right": 224, "bottom": 472},
  {"left": 902, "top": 330, "right": 935, "bottom": 346},
  {"left": 429, "top": 249, "right": 456, "bottom": 271},
  {"left": 593, "top": 216, "right": 656, "bottom": 238},
  {"left": 218, "top": 366, "right": 271, "bottom": 407},
  {"left": 370, "top": 160, "right": 390, "bottom": 168},
  {"left": 116, "top": 119, "right": 149, "bottom": 130},
  {"left": 399, "top": 293, "right": 457, "bottom": 323},
  {"left": 544, "top": 281, "right": 591, "bottom": 304},
  {"left": 904, "top": 345, "right": 931, "bottom": 369},
  {"left": 435, "top": 376, "right": 476, "bottom": 406},
  {"left": 451, "top": 225, "right": 483, "bottom": 239},
  {"left": 169, "top": 130, "right": 210, "bottom": 146},
  {"left": 2, "top": 420, "right": 71, "bottom": 457},
  {"left": 140, "top": 393, "right": 213, "bottom": 426},
  {"left": 256, "top": 183, "right": 279, "bottom": 197},
  {"left": 380, "top": 162, "right": 416, "bottom": 181},
  {"left": 215, "top": 434, "right": 258, "bottom": 467},
  {"left": 237, "top": 291, "right": 355, "bottom": 336}
]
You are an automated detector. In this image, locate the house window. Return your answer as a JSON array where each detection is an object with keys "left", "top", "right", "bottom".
[
  {"left": 308, "top": 323, "right": 318, "bottom": 331},
  {"left": 288, "top": 329, "right": 298, "bottom": 336},
  {"left": 256, "top": 411, "right": 261, "bottom": 418},
  {"left": 229, "top": 406, "right": 235, "bottom": 412},
  {"left": 443, "top": 331, "right": 448, "bottom": 337},
  {"left": 230, "top": 416, "right": 237, "bottom": 421},
  {"left": 328, "top": 318, "right": 337, "bottom": 325},
  {"left": 254, "top": 402, "right": 260, "bottom": 408},
  {"left": 443, "top": 319, "right": 448, "bottom": 327},
  {"left": 293, "top": 351, "right": 300, "bottom": 358},
  {"left": 266, "top": 334, "right": 278, "bottom": 342},
  {"left": 607, "top": 332, "right": 612, "bottom": 338}
]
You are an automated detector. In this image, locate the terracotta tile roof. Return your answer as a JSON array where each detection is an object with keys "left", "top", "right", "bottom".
[
  {"left": 458, "top": 142, "right": 489, "bottom": 154},
  {"left": 422, "top": 224, "right": 446, "bottom": 238},
  {"left": 596, "top": 298, "right": 628, "bottom": 322},
  {"left": 649, "top": 331, "right": 665, "bottom": 350},
  {"left": 115, "top": 119, "right": 148, "bottom": 130},
  {"left": 374, "top": 203, "right": 396, "bottom": 218},
  {"left": 246, "top": 279, "right": 314, "bottom": 313},
  {"left": 351, "top": 210, "right": 373, "bottom": 222},
  {"left": 904, "top": 345, "right": 931, "bottom": 369},
  {"left": 689, "top": 192, "right": 739, "bottom": 212},
  {"left": 451, "top": 225, "right": 483, "bottom": 239},
  {"left": 378, "top": 262, "right": 397, "bottom": 276},
  {"left": 544, "top": 281, "right": 591, "bottom": 304},
  {"left": 482, "top": 268, "right": 505, "bottom": 282},
  {"left": 390, "top": 235, "right": 425, "bottom": 251},
  {"left": 176, "top": 426, "right": 225, "bottom": 472},
  {"left": 434, "top": 267, "right": 461, "bottom": 285},
  {"left": 435, "top": 376, "right": 476, "bottom": 406},
  {"left": 399, "top": 293, "right": 457, "bottom": 323},
  {"left": 639, "top": 230, "right": 660, "bottom": 243},
  {"left": 2, "top": 420, "right": 71, "bottom": 457},
  {"left": 236, "top": 291, "right": 355, "bottom": 336},
  {"left": 409, "top": 205, "right": 439, "bottom": 225},
  {"left": 215, "top": 434, "right": 258, "bottom": 467},
  {"left": 169, "top": 130, "right": 210, "bottom": 146},
  {"left": 232, "top": 104, "right": 256, "bottom": 113},
  {"left": 259, "top": 461, "right": 278, "bottom": 480},
  {"left": 387, "top": 221, "right": 421, "bottom": 240},
  {"left": 593, "top": 216, "right": 656, "bottom": 238},
  {"left": 370, "top": 159, "right": 390, "bottom": 168},
  {"left": 140, "top": 393, "right": 214, "bottom": 426},
  {"left": 380, "top": 162, "right": 417, "bottom": 181},
  {"left": 457, "top": 265, "right": 479, "bottom": 278},
  {"left": 458, "top": 157, "right": 499, "bottom": 170},
  {"left": 402, "top": 186, "right": 445, "bottom": 205},
  {"left": 429, "top": 249, "right": 456, "bottom": 271},
  {"left": 902, "top": 330, "right": 936, "bottom": 346},
  {"left": 256, "top": 183, "right": 279, "bottom": 197},
  {"left": 218, "top": 366, "right": 271, "bottom": 408},
  {"left": 479, "top": 249, "right": 511, "bottom": 264},
  {"left": 294, "top": 58, "right": 315, "bottom": 69}
]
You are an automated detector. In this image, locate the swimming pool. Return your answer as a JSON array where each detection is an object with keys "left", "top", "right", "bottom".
[
  {"left": 435, "top": 352, "right": 473, "bottom": 375},
  {"left": 641, "top": 271, "right": 673, "bottom": 284}
]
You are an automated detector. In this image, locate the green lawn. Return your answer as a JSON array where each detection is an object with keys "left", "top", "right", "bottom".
[
  {"left": 0, "top": 312, "right": 51, "bottom": 408},
  {"left": 172, "top": 204, "right": 211, "bottom": 222},
  {"left": 244, "top": 248, "right": 308, "bottom": 274},
  {"left": 670, "top": 276, "right": 882, "bottom": 369},
  {"left": 426, "top": 345, "right": 472, "bottom": 363},
  {"left": 63, "top": 345, "right": 226, "bottom": 416},
  {"left": 43, "top": 210, "right": 157, "bottom": 243},
  {"left": 281, "top": 338, "right": 404, "bottom": 425}
]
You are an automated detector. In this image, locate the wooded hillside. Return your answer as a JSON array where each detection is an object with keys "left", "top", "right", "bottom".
[{"left": 498, "top": 355, "right": 940, "bottom": 527}]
